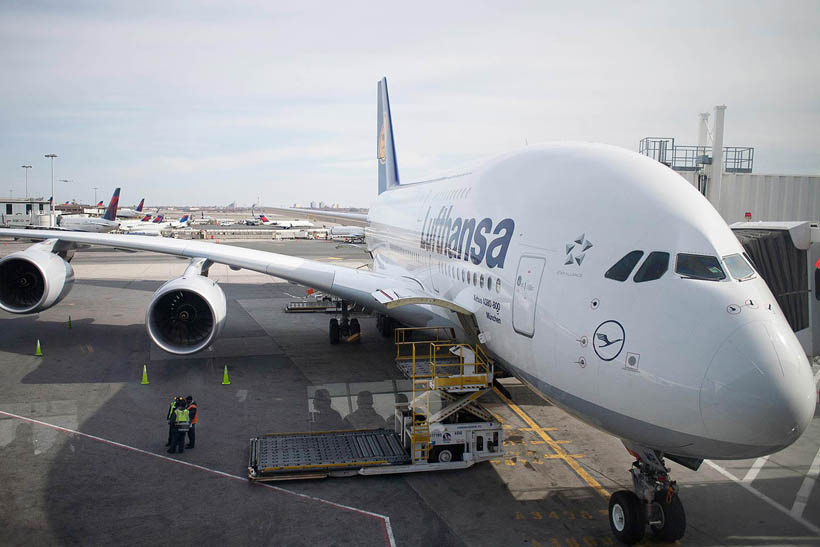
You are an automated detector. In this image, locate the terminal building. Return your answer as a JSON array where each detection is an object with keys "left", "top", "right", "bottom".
[{"left": 0, "top": 198, "right": 53, "bottom": 227}]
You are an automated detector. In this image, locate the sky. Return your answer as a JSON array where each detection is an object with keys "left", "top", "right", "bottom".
[{"left": 1, "top": 1, "right": 819, "bottom": 208}]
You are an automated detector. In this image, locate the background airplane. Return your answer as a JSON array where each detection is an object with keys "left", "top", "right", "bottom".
[
  {"left": 56, "top": 188, "right": 120, "bottom": 233},
  {"left": 117, "top": 198, "right": 146, "bottom": 218}
]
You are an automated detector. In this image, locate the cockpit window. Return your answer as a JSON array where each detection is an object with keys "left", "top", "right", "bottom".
[
  {"left": 605, "top": 251, "right": 644, "bottom": 282},
  {"left": 723, "top": 253, "right": 756, "bottom": 281},
  {"left": 633, "top": 252, "right": 669, "bottom": 283},
  {"left": 675, "top": 254, "right": 726, "bottom": 280}
]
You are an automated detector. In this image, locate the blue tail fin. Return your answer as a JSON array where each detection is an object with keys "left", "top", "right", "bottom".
[
  {"left": 377, "top": 77, "right": 399, "bottom": 194},
  {"left": 102, "top": 188, "right": 120, "bottom": 221}
]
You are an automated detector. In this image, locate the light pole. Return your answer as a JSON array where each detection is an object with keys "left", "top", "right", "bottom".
[
  {"left": 44, "top": 154, "right": 57, "bottom": 225},
  {"left": 21, "top": 165, "right": 31, "bottom": 198},
  {"left": 92, "top": 186, "right": 98, "bottom": 205}
]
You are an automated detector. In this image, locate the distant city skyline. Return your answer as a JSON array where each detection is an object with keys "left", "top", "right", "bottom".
[{"left": 2, "top": 2, "right": 819, "bottom": 207}]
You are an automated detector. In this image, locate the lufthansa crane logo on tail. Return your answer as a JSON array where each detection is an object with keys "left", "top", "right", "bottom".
[
  {"left": 378, "top": 112, "right": 387, "bottom": 164},
  {"left": 593, "top": 320, "right": 625, "bottom": 361}
]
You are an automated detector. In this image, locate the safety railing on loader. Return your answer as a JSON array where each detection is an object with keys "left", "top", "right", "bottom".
[{"left": 430, "top": 342, "right": 493, "bottom": 392}]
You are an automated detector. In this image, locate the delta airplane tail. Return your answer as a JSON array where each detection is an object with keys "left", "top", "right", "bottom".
[
  {"left": 102, "top": 188, "right": 120, "bottom": 221},
  {"left": 136, "top": 198, "right": 145, "bottom": 212},
  {"left": 152, "top": 215, "right": 164, "bottom": 223},
  {"left": 377, "top": 77, "right": 400, "bottom": 194},
  {"left": 96, "top": 201, "right": 104, "bottom": 207}
]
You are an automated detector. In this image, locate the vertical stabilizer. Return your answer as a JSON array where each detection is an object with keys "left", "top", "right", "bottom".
[
  {"left": 136, "top": 198, "right": 145, "bottom": 212},
  {"left": 377, "top": 77, "right": 400, "bottom": 194},
  {"left": 102, "top": 188, "right": 120, "bottom": 221}
]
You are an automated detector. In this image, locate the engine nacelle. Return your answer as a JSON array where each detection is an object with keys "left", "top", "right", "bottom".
[
  {"left": 146, "top": 274, "right": 227, "bottom": 355},
  {"left": 0, "top": 250, "right": 75, "bottom": 313}
]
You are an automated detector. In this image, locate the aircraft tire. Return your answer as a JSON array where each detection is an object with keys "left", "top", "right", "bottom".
[
  {"left": 650, "top": 491, "right": 686, "bottom": 542},
  {"left": 350, "top": 318, "right": 361, "bottom": 343},
  {"left": 329, "top": 318, "right": 340, "bottom": 345},
  {"left": 608, "top": 490, "right": 645, "bottom": 545}
]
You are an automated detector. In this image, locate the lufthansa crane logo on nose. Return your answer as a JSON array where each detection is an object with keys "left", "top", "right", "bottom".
[{"left": 593, "top": 320, "right": 625, "bottom": 362}]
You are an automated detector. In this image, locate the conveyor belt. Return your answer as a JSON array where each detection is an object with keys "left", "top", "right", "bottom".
[{"left": 250, "top": 429, "right": 410, "bottom": 476}]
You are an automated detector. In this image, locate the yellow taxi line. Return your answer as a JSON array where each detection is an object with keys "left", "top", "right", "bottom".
[{"left": 492, "top": 386, "right": 610, "bottom": 500}]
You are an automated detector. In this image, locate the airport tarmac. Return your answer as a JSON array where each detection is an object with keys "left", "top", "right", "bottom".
[{"left": 1, "top": 238, "right": 819, "bottom": 546}]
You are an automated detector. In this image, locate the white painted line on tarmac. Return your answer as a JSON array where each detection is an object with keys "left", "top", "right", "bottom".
[
  {"left": 792, "top": 447, "right": 820, "bottom": 518},
  {"left": 0, "top": 409, "right": 396, "bottom": 547},
  {"left": 705, "top": 460, "right": 820, "bottom": 535},
  {"left": 742, "top": 456, "right": 769, "bottom": 483}
]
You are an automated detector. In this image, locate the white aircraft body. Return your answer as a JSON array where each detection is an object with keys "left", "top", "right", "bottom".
[
  {"left": 329, "top": 225, "right": 365, "bottom": 242},
  {"left": 121, "top": 214, "right": 191, "bottom": 236},
  {"left": 56, "top": 188, "right": 120, "bottom": 233},
  {"left": 116, "top": 198, "right": 145, "bottom": 219},
  {"left": 0, "top": 78, "right": 814, "bottom": 544}
]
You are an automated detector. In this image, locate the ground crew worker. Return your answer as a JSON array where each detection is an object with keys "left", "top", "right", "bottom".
[
  {"left": 185, "top": 396, "right": 197, "bottom": 449},
  {"left": 166, "top": 396, "right": 183, "bottom": 447},
  {"left": 167, "top": 399, "right": 190, "bottom": 454}
]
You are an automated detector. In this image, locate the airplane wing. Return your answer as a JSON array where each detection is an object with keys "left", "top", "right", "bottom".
[
  {"left": 0, "top": 228, "right": 413, "bottom": 309},
  {"left": 265, "top": 207, "right": 369, "bottom": 226}
]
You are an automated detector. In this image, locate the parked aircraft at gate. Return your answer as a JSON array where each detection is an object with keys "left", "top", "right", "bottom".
[
  {"left": 117, "top": 198, "right": 145, "bottom": 218},
  {"left": 56, "top": 188, "right": 120, "bottom": 233},
  {"left": 0, "top": 78, "right": 814, "bottom": 544}
]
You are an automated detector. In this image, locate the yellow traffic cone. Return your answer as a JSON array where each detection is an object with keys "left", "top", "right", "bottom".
[
  {"left": 35, "top": 339, "right": 42, "bottom": 356},
  {"left": 68, "top": 315, "right": 72, "bottom": 329},
  {"left": 140, "top": 365, "right": 149, "bottom": 385},
  {"left": 222, "top": 365, "right": 231, "bottom": 385}
]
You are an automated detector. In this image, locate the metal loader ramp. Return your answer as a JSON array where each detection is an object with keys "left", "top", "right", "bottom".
[{"left": 248, "top": 429, "right": 410, "bottom": 481}]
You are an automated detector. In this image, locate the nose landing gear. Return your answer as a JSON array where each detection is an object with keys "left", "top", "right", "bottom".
[{"left": 608, "top": 443, "right": 686, "bottom": 544}]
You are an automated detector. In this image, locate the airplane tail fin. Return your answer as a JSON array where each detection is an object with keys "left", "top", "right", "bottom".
[
  {"left": 179, "top": 215, "right": 189, "bottom": 224},
  {"left": 136, "top": 198, "right": 144, "bottom": 212},
  {"left": 377, "top": 77, "right": 400, "bottom": 194},
  {"left": 102, "top": 188, "right": 120, "bottom": 221},
  {"left": 141, "top": 214, "right": 151, "bottom": 222},
  {"left": 96, "top": 201, "right": 104, "bottom": 207},
  {"left": 153, "top": 215, "right": 164, "bottom": 223}
]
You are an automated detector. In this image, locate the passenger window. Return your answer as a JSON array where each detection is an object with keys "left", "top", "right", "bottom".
[
  {"left": 723, "top": 253, "right": 755, "bottom": 281},
  {"left": 676, "top": 254, "right": 726, "bottom": 281},
  {"left": 480, "top": 274, "right": 484, "bottom": 288},
  {"left": 634, "top": 252, "right": 669, "bottom": 282},
  {"left": 487, "top": 276, "right": 492, "bottom": 291},
  {"left": 496, "top": 278, "right": 501, "bottom": 293},
  {"left": 605, "top": 251, "right": 644, "bottom": 282}
]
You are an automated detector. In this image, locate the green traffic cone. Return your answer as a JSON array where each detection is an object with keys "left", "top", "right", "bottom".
[
  {"left": 140, "top": 365, "right": 149, "bottom": 385},
  {"left": 35, "top": 339, "right": 42, "bottom": 356},
  {"left": 222, "top": 365, "right": 231, "bottom": 385}
]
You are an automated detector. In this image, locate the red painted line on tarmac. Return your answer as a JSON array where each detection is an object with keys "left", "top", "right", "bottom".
[{"left": 0, "top": 409, "right": 396, "bottom": 547}]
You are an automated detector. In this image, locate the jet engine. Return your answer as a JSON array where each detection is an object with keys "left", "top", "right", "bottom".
[
  {"left": 0, "top": 249, "right": 75, "bottom": 313},
  {"left": 146, "top": 274, "right": 226, "bottom": 355}
]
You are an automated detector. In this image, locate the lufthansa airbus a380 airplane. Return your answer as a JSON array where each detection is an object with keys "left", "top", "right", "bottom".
[{"left": 0, "top": 78, "right": 815, "bottom": 544}]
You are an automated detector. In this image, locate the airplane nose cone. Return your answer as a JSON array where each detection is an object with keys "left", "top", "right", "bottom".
[{"left": 701, "top": 321, "right": 815, "bottom": 453}]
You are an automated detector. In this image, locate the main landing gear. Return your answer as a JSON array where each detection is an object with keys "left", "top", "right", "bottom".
[
  {"left": 608, "top": 443, "right": 686, "bottom": 544},
  {"left": 329, "top": 300, "right": 360, "bottom": 344}
]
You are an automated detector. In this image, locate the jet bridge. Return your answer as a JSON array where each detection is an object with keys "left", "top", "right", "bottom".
[{"left": 247, "top": 327, "right": 502, "bottom": 481}]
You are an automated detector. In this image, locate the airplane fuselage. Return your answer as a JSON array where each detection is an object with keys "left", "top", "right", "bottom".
[
  {"left": 58, "top": 216, "right": 120, "bottom": 233},
  {"left": 366, "top": 143, "right": 816, "bottom": 462}
]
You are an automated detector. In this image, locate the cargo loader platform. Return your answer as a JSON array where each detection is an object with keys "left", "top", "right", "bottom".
[
  {"left": 248, "top": 429, "right": 412, "bottom": 481},
  {"left": 247, "top": 327, "right": 503, "bottom": 481}
]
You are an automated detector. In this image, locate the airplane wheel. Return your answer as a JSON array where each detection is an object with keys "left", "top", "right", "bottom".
[
  {"left": 650, "top": 491, "right": 686, "bottom": 542},
  {"left": 608, "top": 490, "right": 645, "bottom": 545},
  {"left": 329, "top": 318, "right": 340, "bottom": 345},
  {"left": 350, "top": 318, "right": 361, "bottom": 343},
  {"left": 377, "top": 315, "right": 393, "bottom": 337}
]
